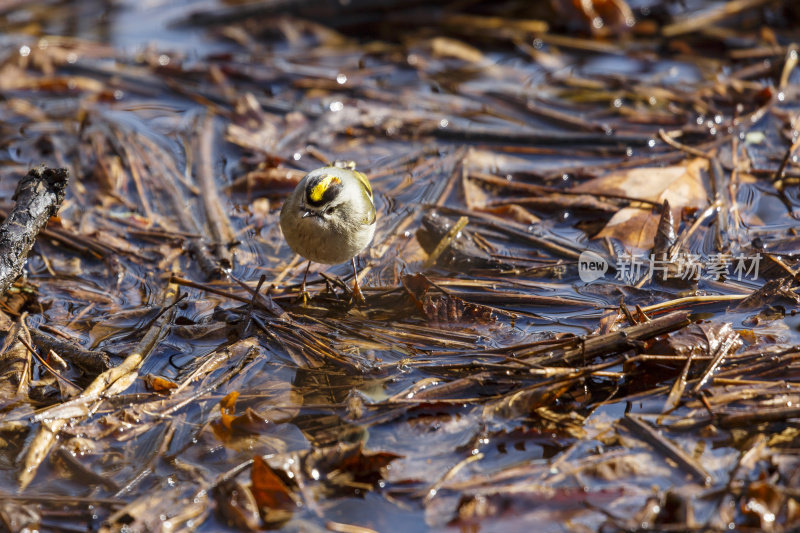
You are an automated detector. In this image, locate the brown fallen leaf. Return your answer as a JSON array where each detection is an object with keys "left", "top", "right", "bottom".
[
  {"left": 0, "top": 309, "right": 13, "bottom": 333},
  {"left": 251, "top": 455, "right": 296, "bottom": 527},
  {"left": 215, "top": 479, "right": 261, "bottom": 532},
  {"left": 304, "top": 441, "right": 402, "bottom": 497},
  {"left": 742, "top": 479, "right": 782, "bottom": 531},
  {"left": 651, "top": 321, "right": 742, "bottom": 359},
  {"left": 573, "top": 157, "right": 709, "bottom": 249},
  {"left": 230, "top": 408, "right": 271, "bottom": 435},
  {"left": 402, "top": 273, "right": 495, "bottom": 327},
  {"left": 144, "top": 373, "right": 178, "bottom": 394},
  {"left": 654, "top": 490, "right": 696, "bottom": 528},
  {"left": 449, "top": 486, "right": 624, "bottom": 529},
  {"left": 212, "top": 391, "right": 271, "bottom": 440},
  {"left": 218, "top": 391, "right": 239, "bottom": 432},
  {"left": 554, "top": 0, "right": 635, "bottom": 36}
]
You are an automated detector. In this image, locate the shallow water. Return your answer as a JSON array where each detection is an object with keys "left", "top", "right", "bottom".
[{"left": 0, "top": 1, "right": 799, "bottom": 531}]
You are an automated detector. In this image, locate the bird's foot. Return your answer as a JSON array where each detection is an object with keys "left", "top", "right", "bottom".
[
  {"left": 297, "top": 279, "right": 312, "bottom": 306},
  {"left": 351, "top": 280, "right": 366, "bottom": 306}
]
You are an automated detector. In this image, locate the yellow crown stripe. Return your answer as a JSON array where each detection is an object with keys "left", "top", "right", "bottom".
[{"left": 309, "top": 174, "right": 341, "bottom": 202}]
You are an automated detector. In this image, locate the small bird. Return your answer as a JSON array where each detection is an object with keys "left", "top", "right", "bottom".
[{"left": 280, "top": 164, "right": 377, "bottom": 303}]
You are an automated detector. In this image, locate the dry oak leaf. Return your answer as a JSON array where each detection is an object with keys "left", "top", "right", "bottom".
[{"left": 573, "top": 157, "right": 708, "bottom": 249}]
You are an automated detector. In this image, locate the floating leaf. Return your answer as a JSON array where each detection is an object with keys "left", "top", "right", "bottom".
[
  {"left": 251, "top": 455, "right": 295, "bottom": 526},
  {"left": 573, "top": 158, "right": 708, "bottom": 249},
  {"left": 304, "top": 442, "right": 401, "bottom": 496},
  {"left": 144, "top": 374, "right": 178, "bottom": 394},
  {"left": 219, "top": 391, "right": 240, "bottom": 432},
  {"left": 215, "top": 480, "right": 261, "bottom": 532},
  {"left": 402, "top": 273, "right": 495, "bottom": 326}
]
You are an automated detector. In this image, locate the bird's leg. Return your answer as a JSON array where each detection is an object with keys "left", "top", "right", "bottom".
[
  {"left": 351, "top": 257, "right": 366, "bottom": 305},
  {"left": 300, "top": 260, "right": 312, "bottom": 305}
]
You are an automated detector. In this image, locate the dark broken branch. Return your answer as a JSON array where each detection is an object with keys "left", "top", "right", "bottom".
[
  {"left": 0, "top": 166, "right": 69, "bottom": 296},
  {"left": 28, "top": 328, "right": 111, "bottom": 375}
]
